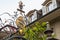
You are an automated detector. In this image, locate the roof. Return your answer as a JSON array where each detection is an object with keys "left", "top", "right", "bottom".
[
  {"left": 36, "top": 9, "right": 42, "bottom": 14},
  {"left": 0, "top": 25, "right": 18, "bottom": 33},
  {"left": 26, "top": 9, "right": 37, "bottom": 16},
  {"left": 0, "top": 31, "right": 10, "bottom": 39},
  {"left": 57, "top": 0, "right": 60, "bottom": 2},
  {"left": 42, "top": 0, "right": 52, "bottom": 6}
]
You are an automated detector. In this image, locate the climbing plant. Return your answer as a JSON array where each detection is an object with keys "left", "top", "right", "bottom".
[{"left": 24, "top": 22, "right": 47, "bottom": 40}]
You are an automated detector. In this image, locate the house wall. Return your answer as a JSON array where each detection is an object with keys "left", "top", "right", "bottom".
[
  {"left": 54, "top": 21, "right": 60, "bottom": 39},
  {"left": 50, "top": 17, "right": 60, "bottom": 39},
  {"left": 56, "top": 0, "right": 60, "bottom": 7}
]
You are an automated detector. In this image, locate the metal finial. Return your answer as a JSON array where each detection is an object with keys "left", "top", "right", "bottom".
[
  {"left": 0, "top": 18, "right": 1, "bottom": 20},
  {"left": 19, "top": 1, "right": 23, "bottom": 5},
  {"left": 17, "top": 1, "right": 25, "bottom": 14},
  {"left": 19, "top": 1, "right": 24, "bottom": 10}
]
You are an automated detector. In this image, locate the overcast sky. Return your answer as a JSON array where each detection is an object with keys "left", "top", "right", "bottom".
[
  {"left": 0, "top": 0, "right": 45, "bottom": 23},
  {"left": 0, "top": 0, "right": 45, "bottom": 14}
]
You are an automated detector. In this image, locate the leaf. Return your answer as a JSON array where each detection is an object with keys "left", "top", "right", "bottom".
[{"left": 24, "top": 22, "right": 47, "bottom": 40}]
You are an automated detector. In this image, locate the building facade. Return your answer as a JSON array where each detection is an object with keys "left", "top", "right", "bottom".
[
  {"left": 42, "top": 0, "right": 60, "bottom": 15},
  {"left": 26, "top": 0, "right": 60, "bottom": 39},
  {"left": 42, "top": 0, "right": 60, "bottom": 39},
  {"left": 26, "top": 9, "right": 42, "bottom": 25}
]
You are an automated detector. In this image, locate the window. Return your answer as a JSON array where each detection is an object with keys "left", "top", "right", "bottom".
[
  {"left": 48, "top": 3, "right": 53, "bottom": 11},
  {"left": 31, "top": 12, "right": 37, "bottom": 22},
  {"left": 46, "top": 2, "right": 53, "bottom": 12},
  {"left": 42, "top": 6, "right": 46, "bottom": 14},
  {"left": 29, "top": 11, "right": 37, "bottom": 23}
]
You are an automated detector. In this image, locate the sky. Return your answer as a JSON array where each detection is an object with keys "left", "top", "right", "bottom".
[
  {"left": 0, "top": 0, "right": 45, "bottom": 14},
  {"left": 0, "top": 0, "right": 45, "bottom": 23}
]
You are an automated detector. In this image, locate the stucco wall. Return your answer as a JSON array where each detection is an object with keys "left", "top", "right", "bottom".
[
  {"left": 50, "top": 17, "right": 60, "bottom": 39},
  {"left": 54, "top": 21, "right": 60, "bottom": 39}
]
